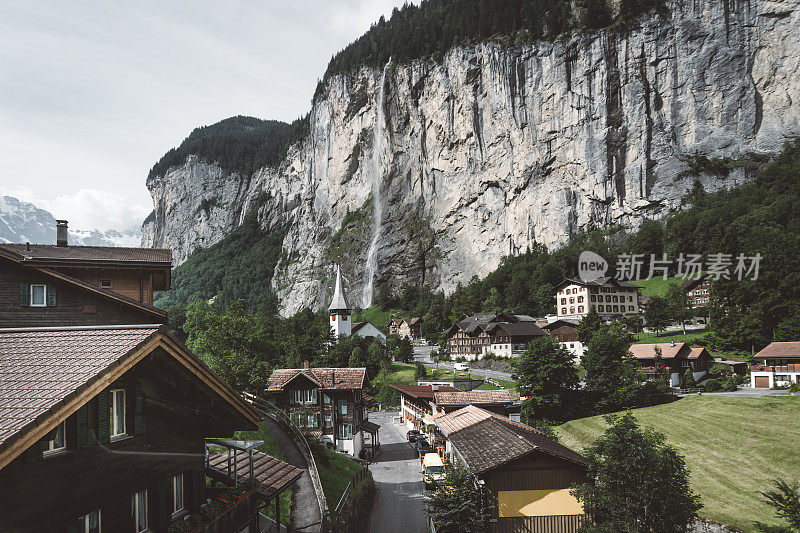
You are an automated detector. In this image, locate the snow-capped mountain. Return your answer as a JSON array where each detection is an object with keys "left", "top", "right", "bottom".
[{"left": 0, "top": 196, "right": 141, "bottom": 247}]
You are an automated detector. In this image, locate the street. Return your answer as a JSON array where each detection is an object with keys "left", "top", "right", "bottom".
[
  {"left": 413, "top": 345, "right": 514, "bottom": 382},
  {"left": 367, "top": 411, "right": 428, "bottom": 533}
]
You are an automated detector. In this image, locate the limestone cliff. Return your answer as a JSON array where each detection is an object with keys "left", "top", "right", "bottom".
[{"left": 143, "top": 0, "right": 800, "bottom": 315}]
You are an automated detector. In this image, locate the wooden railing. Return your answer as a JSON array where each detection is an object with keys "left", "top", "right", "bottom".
[
  {"left": 751, "top": 364, "right": 800, "bottom": 373},
  {"left": 332, "top": 465, "right": 370, "bottom": 525}
]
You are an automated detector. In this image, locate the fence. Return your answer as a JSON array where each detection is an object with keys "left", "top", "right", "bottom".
[
  {"left": 331, "top": 464, "right": 373, "bottom": 532},
  {"left": 242, "top": 392, "right": 330, "bottom": 530}
]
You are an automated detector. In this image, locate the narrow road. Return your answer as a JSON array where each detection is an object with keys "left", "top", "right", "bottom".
[
  {"left": 414, "top": 346, "right": 514, "bottom": 381},
  {"left": 261, "top": 416, "right": 323, "bottom": 533},
  {"left": 367, "top": 411, "right": 428, "bottom": 533}
]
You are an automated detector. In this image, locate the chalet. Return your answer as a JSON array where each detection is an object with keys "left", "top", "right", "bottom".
[
  {"left": 683, "top": 276, "right": 712, "bottom": 308},
  {"left": 431, "top": 390, "right": 517, "bottom": 420},
  {"left": 541, "top": 318, "right": 584, "bottom": 361},
  {"left": 391, "top": 384, "right": 460, "bottom": 431},
  {"left": 555, "top": 277, "right": 641, "bottom": 320},
  {"left": 388, "top": 317, "right": 422, "bottom": 340},
  {"left": 445, "top": 314, "right": 544, "bottom": 360},
  {"left": 434, "top": 406, "right": 588, "bottom": 533},
  {"left": 750, "top": 342, "right": 800, "bottom": 388},
  {"left": 0, "top": 324, "right": 302, "bottom": 533},
  {"left": 264, "top": 366, "right": 377, "bottom": 458},
  {"left": 628, "top": 342, "right": 714, "bottom": 387}
]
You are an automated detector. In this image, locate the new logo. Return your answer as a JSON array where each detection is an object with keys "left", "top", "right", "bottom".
[{"left": 578, "top": 251, "right": 608, "bottom": 283}]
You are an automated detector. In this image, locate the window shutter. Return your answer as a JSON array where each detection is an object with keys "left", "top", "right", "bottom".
[
  {"left": 134, "top": 394, "right": 145, "bottom": 435},
  {"left": 66, "top": 518, "right": 82, "bottom": 533},
  {"left": 97, "top": 391, "right": 110, "bottom": 444},
  {"left": 46, "top": 284, "right": 56, "bottom": 307},
  {"left": 75, "top": 404, "right": 90, "bottom": 449},
  {"left": 19, "top": 283, "right": 29, "bottom": 307},
  {"left": 191, "top": 468, "right": 205, "bottom": 510},
  {"left": 24, "top": 440, "right": 43, "bottom": 463},
  {"left": 311, "top": 389, "right": 317, "bottom": 404},
  {"left": 156, "top": 480, "right": 170, "bottom": 527},
  {"left": 288, "top": 390, "right": 294, "bottom": 405}
]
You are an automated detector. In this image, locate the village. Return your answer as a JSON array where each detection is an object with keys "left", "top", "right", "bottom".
[{"left": 1, "top": 222, "right": 798, "bottom": 533}]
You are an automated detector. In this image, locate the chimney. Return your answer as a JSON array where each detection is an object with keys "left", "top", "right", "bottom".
[
  {"left": 56, "top": 220, "right": 68, "bottom": 247},
  {"left": 303, "top": 359, "right": 310, "bottom": 369},
  {"left": 26, "top": 242, "right": 31, "bottom": 251},
  {"left": 670, "top": 340, "right": 675, "bottom": 347}
]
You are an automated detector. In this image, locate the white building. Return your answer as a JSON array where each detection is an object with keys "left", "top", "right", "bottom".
[
  {"left": 750, "top": 341, "right": 800, "bottom": 388},
  {"left": 555, "top": 277, "right": 641, "bottom": 321},
  {"left": 329, "top": 265, "right": 352, "bottom": 338}
]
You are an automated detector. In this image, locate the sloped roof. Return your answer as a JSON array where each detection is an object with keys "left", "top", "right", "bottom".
[
  {"left": 433, "top": 389, "right": 513, "bottom": 406},
  {"left": 687, "top": 347, "right": 710, "bottom": 360},
  {"left": 0, "top": 325, "right": 259, "bottom": 470},
  {"left": 207, "top": 449, "right": 302, "bottom": 498},
  {"left": 556, "top": 276, "right": 641, "bottom": 290},
  {"left": 754, "top": 342, "right": 800, "bottom": 359},
  {"left": 389, "top": 384, "right": 460, "bottom": 400},
  {"left": 0, "top": 244, "right": 171, "bottom": 265},
  {"left": 329, "top": 265, "right": 351, "bottom": 311},
  {"left": 540, "top": 319, "right": 580, "bottom": 330},
  {"left": 266, "top": 367, "right": 366, "bottom": 391},
  {"left": 351, "top": 321, "right": 384, "bottom": 335},
  {"left": 628, "top": 342, "right": 689, "bottom": 359},
  {"left": 488, "top": 322, "right": 547, "bottom": 338},
  {"left": 407, "top": 317, "right": 422, "bottom": 325},
  {"left": 435, "top": 406, "right": 587, "bottom": 474}
]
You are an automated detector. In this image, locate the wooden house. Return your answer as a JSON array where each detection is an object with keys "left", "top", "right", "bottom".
[
  {"left": 751, "top": 341, "right": 800, "bottom": 388},
  {"left": 445, "top": 314, "right": 544, "bottom": 360},
  {"left": 431, "top": 390, "right": 516, "bottom": 417},
  {"left": 391, "top": 384, "right": 460, "bottom": 431},
  {"left": 628, "top": 342, "right": 714, "bottom": 387},
  {"left": 434, "top": 406, "right": 588, "bottom": 533},
  {"left": 541, "top": 318, "right": 584, "bottom": 361},
  {"left": 0, "top": 325, "right": 302, "bottom": 533},
  {"left": 264, "top": 367, "right": 377, "bottom": 458}
]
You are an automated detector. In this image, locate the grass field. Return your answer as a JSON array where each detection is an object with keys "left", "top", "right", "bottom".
[
  {"left": 633, "top": 328, "right": 710, "bottom": 344},
  {"left": 632, "top": 275, "right": 684, "bottom": 298},
  {"left": 234, "top": 422, "right": 292, "bottom": 523},
  {"left": 555, "top": 396, "right": 800, "bottom": 531},
  {"left": 311, "top": 445, "right": 363, "bottom": 510},
  {"left": 356, "top": 306, "right": 401, "bottom": 329}
]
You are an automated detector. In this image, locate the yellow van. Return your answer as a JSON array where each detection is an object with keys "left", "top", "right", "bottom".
[{"left": 422, "top": 453, "right": 445, "bottom": 488}]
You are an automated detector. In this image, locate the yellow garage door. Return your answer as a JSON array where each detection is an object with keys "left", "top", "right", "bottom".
[{"left": 498, "top": 489, "right": 584, "bottom": 518}]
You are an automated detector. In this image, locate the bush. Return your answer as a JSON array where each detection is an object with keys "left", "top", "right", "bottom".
[
  {"left": 415, "top": 361, "right": 427, "bottom": 379},
  {"left": 704, "top": 379, "right": 722, "bottom": 392},
  {"left": 722, "top": 377, "right": 739, "bottom": 392},
  {"left": 681, "top": 369, "right": 696, "bottom": 389}
]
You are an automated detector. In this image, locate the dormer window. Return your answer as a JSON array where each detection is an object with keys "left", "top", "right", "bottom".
[
  {"left": 109, "top": 389, "right": 126, "bottom": 439},
  {"left": 44, "top": 421, "right": 66, "bottom": 456}
]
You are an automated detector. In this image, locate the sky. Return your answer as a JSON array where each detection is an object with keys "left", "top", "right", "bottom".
[{"left": 0, "top": 0, "right": 407, "bottom": 231}]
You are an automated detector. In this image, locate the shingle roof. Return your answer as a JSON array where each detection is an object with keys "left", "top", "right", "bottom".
[
  {"left": 628, "top": 342, "right": 689, "bottom": 359},
  {"left": 557, "top": 276, "right": 641, "bottom": 290},
  {"left": 489, "top": 322, "right": 547, "bottom": 338},
  {"left": 436, "top": 406, "right": 587, "bottom": 474},
  {"left": 389, "top": 384, "right": 460, "bottom": 400},
  {"left": 207, "top": 450, "right": 302, "bottom": 498},
  {"left": 433, "top": 390, "right": 513, "bottom": 406},
  {"left": 266, "top": 367, "right": 366, "bottom": 391},
  {"left": 754, "top": 342, "right": 800, "bottom": 359},
  {"left": 0, "top": 244, "right": 171, "bottom": 265},
  {"left": 687, "top": 347, "right": 709, "bottom": 360},
  {"left": 0, "top": 326, "right": 159, "bottom": 448}
]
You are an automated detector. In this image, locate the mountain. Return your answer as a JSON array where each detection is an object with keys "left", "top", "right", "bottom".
[
  {"left": 142, "top": 0, "right": 800, "bottom": 316},
  {"left": 0, "top": 196, "right": 141, "bottom": 247}
]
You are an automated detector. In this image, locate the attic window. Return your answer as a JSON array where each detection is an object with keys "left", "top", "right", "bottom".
[
  {"left": 44, "top": 421, "right": 66, "bottom": 456},
  {"left": 99, "top": 280, "right": 112, "bottom": 289},
  {"left": 30, "top": 284, "right": 46, "bottom": 307}
]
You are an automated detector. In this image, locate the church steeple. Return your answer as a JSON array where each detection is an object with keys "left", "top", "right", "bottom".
[{"left": 329, "top": 265, "right": 351, "bottom": 337}]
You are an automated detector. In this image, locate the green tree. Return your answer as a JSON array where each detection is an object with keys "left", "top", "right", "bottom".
[
  {"left": 578, "top": 307, "right": 604, "bottom": 345},
  {"left": 349, "top": 346, "right": 367, "bottom": 368},
  {"left": 387, "top": 335, "right": 413, "bottom": 363},
  {"left": 579, "top": 0, "right": 612, "bottom": 29},
  {"left": 665, "top": 281, "right": 691, "bottom": 334},
  {"left": 571, "top": 413, "right": 701, "bottom": 532},
  {"left": 681, "top": 368, "right": 696, "bottom": 389},
  {"left": 581, "top": 323, "right": 641, "bottom": 412},
  {"left": 428, "top": 461, "right": 493, "bottom": 533},
  {"left": 644, "top": 296, "right": 671, "bottom": 336},
  {"left": 482, "top": 287, "right": 504, "bottom": 314},
  {"left": 415, "top": 361, "right": 427, "bottom": 379},
  {"left": 517, "top": 337, "right": 580, "bottom": 422},
  {"left": 755, "top": 479, "right": 800, "bottom": 532}
]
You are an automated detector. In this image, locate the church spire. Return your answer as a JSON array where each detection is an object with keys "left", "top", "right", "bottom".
[{"left": 329, "top": 264, "right": 351, "bottom": 312}]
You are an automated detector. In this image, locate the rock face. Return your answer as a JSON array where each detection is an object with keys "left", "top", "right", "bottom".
[{"left": 143, "top": 0, "right": 800, "bottom": 315}]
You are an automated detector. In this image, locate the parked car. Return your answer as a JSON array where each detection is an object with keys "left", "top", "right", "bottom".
[
  {"left": 407, "top": 429, "right": 420, "bottom": 442},
  {"left": 454, "top": 362, "right": 470, "bottom": 371},
  {"left": 416, "top": 437, "right": 433, "bottom": 455}
]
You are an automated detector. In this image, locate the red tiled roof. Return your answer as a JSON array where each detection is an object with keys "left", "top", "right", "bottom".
[
  {"left": 628, "top": 342, "right": 689, "bottom": 359},
  {"left": 435, "top": 406, "right": 588, "bottom": 474},
  {"left": 687, "top": 347, "right": 710, "bottom": 360},
  {"left": 433, "top": 390, "right": 513, "bottom": 406},
  {"left": 266, "top": 367, "right": 366, "bottom": 391},
  {"left": 207, "top": 450, "right": 302, "bottom": 498},
  {"left": 389, "top": 384, "right": 460, "bottom": 400},
  {"left": 755, "top": 342, "right": 800, "bottom": 359},
  {"left": 0, "top": 244, "right": 171, "bottom": 265}
]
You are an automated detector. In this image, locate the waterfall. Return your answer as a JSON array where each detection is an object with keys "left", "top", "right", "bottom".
[{"left": 362, "top": 59, "right": 391, "bottom": 308}]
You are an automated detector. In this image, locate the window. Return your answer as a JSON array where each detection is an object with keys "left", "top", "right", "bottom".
[
  {"left": 44, "top": 421, "right": 66, "bottom": 455},
  {"left": 172, "top": 474, "right": 184, "bottom": 515},
  {"left": 682, "top": 361, "right": 691, "bottom": 368},
  {"left": 337, "top": 424, "right": 353, "bottom": 439},
  {"left": 605, "top": 296, "right": 611, "bottom": 302},
  {"left": 133, "top": 490, "right": 147, "bottom": 532},
  {"left": 577, "top": 296, "right": 584, "bottom": 303},
  {"left": 80, "top": 510, "right": 101, "bottom": 533},
  {"left": 569, "top": 297, "right": 574, "bottom": 304},
  {"left": 560, "top": 298, "right": 566, "bottom": 305},
  {"left": 598, "top": 305, "right": 604, "bottom": 312},
  {"left": 629, "top": 306, "right": 634, "bottom": 312},
  {"left": 569, "top": 307, "right": 575, "bottom": 314},
  {"left": 292, "top": 389, "right": 317, "bottom": 404},
  {"left": 324, "top": 414, "right": 332, "bottom": 427},
  {"left": 30, "top": 284, "right": 46, "bottom": 307},
  {"left": 578, "top": 305, "right": 584, "bottom": 313},
  {"left": 323, "top": 393, "right": 331, "bottom": 404},
  {"left": 99, "top": 280, "right": 112, "bottom": 289},
  {"left": 338, "top": 399, "right": 348, "bottom": 415},
  {"left": 110, "top": 389, "right": 126, "bottom": 438},
  {"left": 590, "top": 295, "right": 596, "bottom": 302},
  {"left": 561, "top": 308, "right": 566, "bottom": 314}
]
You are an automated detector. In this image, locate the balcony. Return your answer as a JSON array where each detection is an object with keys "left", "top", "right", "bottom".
[{"left": 751, "top": 363, "right": 800, "bottom": 373}]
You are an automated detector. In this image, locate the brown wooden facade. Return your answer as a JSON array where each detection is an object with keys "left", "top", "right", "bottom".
[
  {"left": 0, "top": 345, "right": 256, "bottom": 533},
  {"left": 0, "top": 258, "right": 164, "bottom": 327}
]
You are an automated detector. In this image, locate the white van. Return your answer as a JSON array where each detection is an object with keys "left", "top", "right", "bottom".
[{"left": 454, "top": 362, "right": 469, "bottom": 372}]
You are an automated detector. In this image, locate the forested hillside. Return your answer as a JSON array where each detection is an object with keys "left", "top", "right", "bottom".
[{"left": 148, "top": 115, "right": 309, "bottom": 178}]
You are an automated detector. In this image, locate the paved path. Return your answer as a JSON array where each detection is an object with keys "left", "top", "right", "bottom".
[
  {"left": 261, "top": 416, "right": 323, "bottom": 533},
  {"left": 367, "top": 411, "right": 428, "bottom": 533}
]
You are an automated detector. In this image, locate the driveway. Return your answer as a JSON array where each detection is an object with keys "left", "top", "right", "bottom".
[{"left": 367, "top": 411, "right": 428, "bottom": 533}]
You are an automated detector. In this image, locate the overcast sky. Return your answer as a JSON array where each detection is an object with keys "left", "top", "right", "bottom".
[{"left": 0, "top": 0, "right": 406, "bottom": 231}]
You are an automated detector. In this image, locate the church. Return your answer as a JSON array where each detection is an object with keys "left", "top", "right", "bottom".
[{"left": 329, "top": 265, "right": 386, "bottom": 343}]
